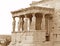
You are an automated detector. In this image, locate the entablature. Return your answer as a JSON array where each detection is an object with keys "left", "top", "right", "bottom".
[{"left": 11, "top": 6, "right": 54, "bottom": 17}]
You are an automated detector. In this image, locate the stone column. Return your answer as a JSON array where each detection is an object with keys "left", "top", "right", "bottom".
[
  {"left": 48, "top": 17, "right": 50, "bottom": 34},
  {"left": 18, "top": 17, "right": 21, "bottom": 32},
  {"left": 27, "top": 18, "right": 30, "bottom": 31},
  {"left": 20, "top": 17, "right": 23, "bottom": 31},
  {"left": 41, "top": 14, "right": 46, "bottom": 41},
  {"left": 31, "top": 13, "right": 36, "bottom": 30},
  {"left": 41, "top": 14, "right": 45, "bottom": 31},
  {"left": 24, "top": 15, "right": 28, "bottom": 31},
  {"left": 12, "top": 17, "right": 16, "bottom": 32}
]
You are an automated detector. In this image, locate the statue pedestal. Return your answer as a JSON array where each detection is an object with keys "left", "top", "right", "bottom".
[{"left": 8, "top": 31, "right": 53, "bottom": 46}]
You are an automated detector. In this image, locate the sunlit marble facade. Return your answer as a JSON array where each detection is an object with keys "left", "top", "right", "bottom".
[{"left": 8, "top": 0, "right": 60, "bottom": 46}]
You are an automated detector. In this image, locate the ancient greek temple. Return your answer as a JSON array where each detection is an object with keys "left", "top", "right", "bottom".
[
  {"left": 8, "top": 0, "right": 60, "bottom": 46},
  {"left": 12, "top": 7, "right": 54, "bottom": 34}
]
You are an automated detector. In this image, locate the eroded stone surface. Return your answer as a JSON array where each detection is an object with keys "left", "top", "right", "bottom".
[{"left": 8, "top": 0, "right": 60, "bottom": 46}]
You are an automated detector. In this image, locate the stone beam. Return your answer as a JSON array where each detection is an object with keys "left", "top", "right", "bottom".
[{"left": 11, "top": 7, "right": 54, "bottom": 17}]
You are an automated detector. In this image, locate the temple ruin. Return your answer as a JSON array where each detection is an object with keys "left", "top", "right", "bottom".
[{"left": 8, "top": 0, "right": 60, "bottom": 46}]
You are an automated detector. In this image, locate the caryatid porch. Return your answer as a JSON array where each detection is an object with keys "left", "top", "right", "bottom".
[
  {"left": 12, "top": 6, "right": 54, "bottom": 34},
  {"left": 8, "top": 6, "right": 54, "bottom": 46}
]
